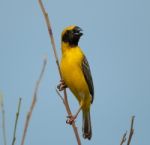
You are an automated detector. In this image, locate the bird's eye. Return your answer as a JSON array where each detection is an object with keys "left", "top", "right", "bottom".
[{"left": 73, "top": 29, "right": 79, "bottom": 35}]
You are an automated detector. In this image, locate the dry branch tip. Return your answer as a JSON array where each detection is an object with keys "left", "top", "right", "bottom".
[
  {"left": 12, "top": 97, "right": 22, "bottom": 145},
  {"left": 120, "top": 116, "right": 135, "bottom": 145},
  {"left": 20, "top": 58, "right": 47, "bottom": 145}
]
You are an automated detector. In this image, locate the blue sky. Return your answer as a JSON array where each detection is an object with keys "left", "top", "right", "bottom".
[{"left": 0, "top": 0, "right": 150, "bottom": 145}]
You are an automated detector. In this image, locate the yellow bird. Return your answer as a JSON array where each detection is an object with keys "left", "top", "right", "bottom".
[{"left": 58, "top": 25, "right": 94, "bottom": 140}]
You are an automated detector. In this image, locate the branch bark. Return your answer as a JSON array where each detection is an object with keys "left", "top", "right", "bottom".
[
  {"left": 127, "top": 116, "right": 135, "bottom": 145},
  {"left": 120, "top": 131, "right": 127, "bottom": 145},
  {"left": 38, "top": 1, "right": 82, "bottom": 145},
  {"left": 120, "top": 116, "right": 135, "bottom": 145},
  {"left": 12, "top": 97, "right": 22, "bottom": 145},
  {"left": 0, "top": 94, "right": 7, "bottom": 145}
]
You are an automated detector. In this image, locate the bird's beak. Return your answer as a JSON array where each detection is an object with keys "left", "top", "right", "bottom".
[{"left": 74, "top": 26, "right": 83, "bottom": 37}]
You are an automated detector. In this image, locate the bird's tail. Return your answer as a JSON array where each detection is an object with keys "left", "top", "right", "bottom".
[{"left": 82, "top": 110, "right": 92, "bottom": 140}]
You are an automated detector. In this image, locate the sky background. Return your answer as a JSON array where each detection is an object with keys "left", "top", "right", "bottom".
[{"left": 0, "top": 0, "right": 150, "bottom": 145}]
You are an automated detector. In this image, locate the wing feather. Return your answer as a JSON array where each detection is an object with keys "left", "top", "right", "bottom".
[{"left": 81, "top": 56, "right": 94, "bottom": 103}]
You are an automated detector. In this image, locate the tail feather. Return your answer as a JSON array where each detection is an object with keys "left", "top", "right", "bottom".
[{"left": 82, "top": 111, "right": 92, "bottom": 140}]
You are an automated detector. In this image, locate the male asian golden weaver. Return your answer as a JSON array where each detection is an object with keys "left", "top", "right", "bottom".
[{"left": 59, "top": 26, "right": 94, "bottom": 140}]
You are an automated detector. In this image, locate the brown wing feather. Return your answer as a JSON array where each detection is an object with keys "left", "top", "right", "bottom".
[{"left": 82, "top": 55, "right": 94, "bottom": 103}]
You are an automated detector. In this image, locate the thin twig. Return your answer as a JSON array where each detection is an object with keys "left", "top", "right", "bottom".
[
  {"left": 120, "top": 131, "right": 127, "bottom": 145},
  {"left": 38, "top": 1, "right": 82, "bottom": 145},
  {"left": 12, "top": 97, "right": 22, "bottom": 145},
  {"left": 20, "top": 58, "right": 47, "bottom": 145},
  {"left": 56, "top": 89, "right": 65, "bottom": 105},
  {"left": 119, "top": 116, "right": 135, "bottom": 145},
  {"left": 0, "top": 94, "right": 7, "bottom": 145},
  {"left": 127, "top": 116, "right": 135, "bottom": 145},
  {"left": 38, "top": 0, "right": 61, "bottom": 77}
]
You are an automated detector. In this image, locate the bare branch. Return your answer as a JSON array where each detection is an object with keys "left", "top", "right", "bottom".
[
  {"left": 127, "top": 116, "right": 135, "bottom": 145},
  {"left": 38, "top": 0, "right": 61, "bottom": 77},
  {"left": 12, "top": 97, "right": 22, "bottom": 145},
  {"left": 119, "top": 116, "right": 135, "bottom": 145},
  {"left": 120, "top": 131, "right": 127, "bottom": 145},
  {"left": 20, "top": 58, "right": 47, "bottom": 145},
  {"left": 56, "top": 88, "right": 65, "bottom": 105},
  {"left": 0, "top": 94, "right": 7, "bottom": 145},
  {"left": 38, "top": 1, "right": 82, "bottom": 145}
]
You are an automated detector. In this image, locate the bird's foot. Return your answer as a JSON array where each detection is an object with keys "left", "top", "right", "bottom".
[
  {"left": 66, "top": 115, "right": 76, "bottom": 125},
  {"left": 57, "top": 80, "right": 67, "bottom": 91}
]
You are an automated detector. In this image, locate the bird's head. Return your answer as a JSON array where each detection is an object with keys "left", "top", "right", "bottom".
[{"left": 61, "top": 25, "right": 83, "bottom": 46}]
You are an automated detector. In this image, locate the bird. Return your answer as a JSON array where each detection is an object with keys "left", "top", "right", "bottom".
[{"left": 58, "top": 25, "right": 94, "bottom": 140}]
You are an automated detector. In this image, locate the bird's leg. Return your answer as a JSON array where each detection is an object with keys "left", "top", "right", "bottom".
[
  {"left": 57, "top": 79, "right": 67, "bottom": 91},
  {"left": 66, "top": 105, "right": 82, "bottom": 125}
]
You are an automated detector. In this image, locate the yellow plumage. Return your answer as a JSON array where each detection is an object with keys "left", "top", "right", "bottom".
[
  {"left": 60, "top": 45, "right": 91, "bottom": 109},
  {"left": 60, "top": 26, "right": 94, "bottom": 140}
]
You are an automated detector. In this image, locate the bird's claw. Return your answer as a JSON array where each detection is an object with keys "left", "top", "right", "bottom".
[
  {"left": 66, "top": 115, "right": 72, "bottom": 118},
  {"left": 57, "top": 80, "right": 67, "bottom": 91},
  {"left": 66, "top": 115, "right": 76, "bottom": 125}
]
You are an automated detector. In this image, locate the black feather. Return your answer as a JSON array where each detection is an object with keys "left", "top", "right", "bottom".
[{"left": 82, "top": 56, "right": 94, "bottom": 103}]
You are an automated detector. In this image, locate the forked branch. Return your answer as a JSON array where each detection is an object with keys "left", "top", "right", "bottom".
[{"left": 120, "top": 116, "right": 135, "bottom": 145}]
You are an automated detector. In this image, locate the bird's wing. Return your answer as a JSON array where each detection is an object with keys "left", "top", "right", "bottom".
[{"left": 81, "top": 55, "right": 94, "bottom": 103}]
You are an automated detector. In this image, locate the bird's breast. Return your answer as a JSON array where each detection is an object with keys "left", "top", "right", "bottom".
[{"left": 60, "top": 48, "right": 89, "bottom": 101}]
